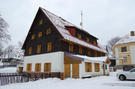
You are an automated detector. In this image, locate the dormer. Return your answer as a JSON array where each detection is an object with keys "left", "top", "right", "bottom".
[{"left": 65, "top": 26, "right": 76, "bottom": 36}]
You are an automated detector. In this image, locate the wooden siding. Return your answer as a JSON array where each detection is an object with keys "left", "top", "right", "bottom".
[
  {"left": 22, "top": 9, "right": 62, "bottom": 56},
  {"left": 64, "top": 56, "right": 82, "bottom": 64}
]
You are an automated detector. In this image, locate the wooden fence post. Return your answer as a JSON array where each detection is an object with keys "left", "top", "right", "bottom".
[{"left": 60, "top": 72, "right": 64, "bottom": 80}]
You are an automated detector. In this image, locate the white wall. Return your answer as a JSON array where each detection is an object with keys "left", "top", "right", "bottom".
[
  {"left": 115, "top": 48, "right": 119, "bottom": 65},
  {"left": 23, "top": 52, "right": 64, "bottom": 72},
  {"left": 80, "top": 60, "right": 105, "bottom": 78},
  {"left": 130, "top": 46, "right": 135, "bottom": 64}
]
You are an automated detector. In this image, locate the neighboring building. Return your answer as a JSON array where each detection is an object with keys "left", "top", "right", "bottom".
[
  {"left": 18, "top": 7, "right": 109, "bottom": 78},
  {"left": 113, "top": 31, "right": 135, "bottom": 70}
]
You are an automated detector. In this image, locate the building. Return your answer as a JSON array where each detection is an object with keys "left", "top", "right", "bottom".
[
  {"left": 113, "top": 31, "right": 135, "bottom": 70},
  {"left": 18, "top": 7, "right": 109, "bottom": 78}
]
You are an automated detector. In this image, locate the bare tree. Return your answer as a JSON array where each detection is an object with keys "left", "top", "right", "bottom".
[
  {"left": 3, "top": 45, "right": 15, "bottom": 58},
  {"left": 106, "top": 37, "right": 121, "bottom": 53},
  {"left": 0, "top": 14, "right": 11, "bottom": 54}
]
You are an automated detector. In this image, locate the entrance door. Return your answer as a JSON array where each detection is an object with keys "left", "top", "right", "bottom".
[
  {"left": 72, "top": 64, "right": 79, "bottom": 78},
  {"left": 64, "top": 64, "right": 71, "bottom": 78}
]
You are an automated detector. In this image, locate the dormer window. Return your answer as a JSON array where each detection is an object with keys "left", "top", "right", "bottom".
[{"left": 78, "top": 33, "right": 81, "bottom": 39}]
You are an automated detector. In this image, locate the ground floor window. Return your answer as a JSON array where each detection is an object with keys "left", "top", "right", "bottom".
[
  {"left": 94, "top": 63, "right": 100, "bottom": 72},
  {"left": 27, "top": 63, "right": 32, "bottom": 71},
  {"left": 35, "top": 63, "right": 41, "bottom": 72},
  {"left": 85, "top": 62, "right": 92, "bottom": 72},
  {"left": 44, "top": 63, "right": 51, "bottom": 72}
]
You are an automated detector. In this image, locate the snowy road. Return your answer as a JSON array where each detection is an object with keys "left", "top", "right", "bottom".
[{"left": 0, "top": 72, "right": 135, "bottom": 89}]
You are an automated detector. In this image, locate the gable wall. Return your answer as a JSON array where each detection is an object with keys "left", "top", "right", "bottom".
[{"left": 23, "top": 9, "right": 62, "bottom": 56}]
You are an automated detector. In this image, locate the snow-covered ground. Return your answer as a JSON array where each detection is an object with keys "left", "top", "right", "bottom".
[
  {"left": 1, "top": 72, "right": 135, "bottom": 89},
  {"left": 0, "top": 67, "right": 17, "bottom": 73}
]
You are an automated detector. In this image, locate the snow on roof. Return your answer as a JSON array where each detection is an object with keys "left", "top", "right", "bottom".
[
  {"left": 75, "top": 55, "right": 107, "bottom": 62},
  {"left": 115, "top": 34, "right": 135, "bottom": 45},
  {"left": 41, "top": 8, "right": 106, "bottom": 53}
]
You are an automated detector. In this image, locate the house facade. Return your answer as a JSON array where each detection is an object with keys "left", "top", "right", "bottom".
[
  {"left": 18, "top": 7, "right": 109, "bottom": 78},
  {"left": 113, "top": 31, "right": 135, "bottom": 69}
]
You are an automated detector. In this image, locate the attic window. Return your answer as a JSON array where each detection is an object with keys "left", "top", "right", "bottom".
[
  {"left": 47, "top": 42, "right": 52, "bottom": 52},
  {"left": 46, "top": 28, "right": 51, "bottom": 35},
  {"left": 37, "top": 45, "right": 41, "bottom": 53},
  {"left": 28, "top": 47, "right": 32, "bottom": 55},
  {"left": 38, "top": 32, "right": 42, "bottom": 38},
  {"left": 39, "top": 19, "right": 43, "bottom": 25},
  {"left": 31, "top": 34, "right": 35, "bottom": 40}
]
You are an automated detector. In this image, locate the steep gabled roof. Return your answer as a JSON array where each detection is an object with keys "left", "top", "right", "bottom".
[
  {"left": 40, "top": 7, "right": 106, "bottom": 53},
  {"left": 115, "top": 34, "right": 135, "bottom": 46}
]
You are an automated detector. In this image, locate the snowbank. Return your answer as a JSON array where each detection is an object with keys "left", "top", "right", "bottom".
[{"left": 1, "top": 72, "right": 135, "bottom": 89}]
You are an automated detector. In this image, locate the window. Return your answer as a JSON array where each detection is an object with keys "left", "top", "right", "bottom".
[
  {"left": 69, "top": 43, "right": 74, "bottom": 52},
  {"left": 85, "top": 62, "right": 92, "bottom": 72},
  {"left": 94, "top": 41, "right": 97, "bottom": 45},
  {"left": 38, "top": 32, "right": 42, "bottom": 38},
  {"left": 39, "top": 19, "right": 43, "bottom": 25},
  {"left": 31, "top": 34, "right": 35, "bottom": 40},
  {"left": 94, "top": 63, "right": 100, "bottom": 72},
  {"left": 86, "top": 38, "right": 89, "bottom": 42},
  {"left": 27, "top": 63, "right": 32, "bottom": 71},
  {"left": 46, "top": 28, "right": 51, "bottom": 35},
  {"left": 95, "top": 51, "right": 97, "bottom": 57},
  {"left": 28, "top": 47, "right": 32, "bottom": 55},
  {"left": 37, "top": 45, "right": 41, "bottom": 53},
  {"left": 79, "top": 46, "right": 82, "bottom": 54},
  {"left": 123, "top": 57, "right": 127, "bottom": 63},
  {"left": 47, "top": 42, "right": 52, "bottom": 52},
  {"left": 121, "top": 47, "right": 127, "bottom": 52},
  {"left": 35, "top": 63, "right": 41, "bottom": 72},
  {"left": 78, "top": 33, "right": 81, "bottom": 39},
  {"left": 88, "top": 50, "right": 91, "bottom": 56},
  {"left": 44, "top": 63, "right": 51, "bottom": 72}
]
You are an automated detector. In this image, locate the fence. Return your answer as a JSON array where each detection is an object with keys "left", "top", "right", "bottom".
[{"left": 0, "top": 72, "right": 61, "bottom": 86}]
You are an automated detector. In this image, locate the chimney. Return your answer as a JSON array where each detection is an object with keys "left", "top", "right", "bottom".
[{"left": 130, "top": 31, "right": 135, "bottom": 36}]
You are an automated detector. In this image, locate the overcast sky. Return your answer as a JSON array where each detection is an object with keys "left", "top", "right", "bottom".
[{"left": 0, "top": 0, "right": 135, "bottom": 46}]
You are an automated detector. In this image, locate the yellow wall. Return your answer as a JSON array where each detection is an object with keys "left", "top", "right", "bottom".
[{"left": 113, "top": 42, "right": 135, "bottom": 65}]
